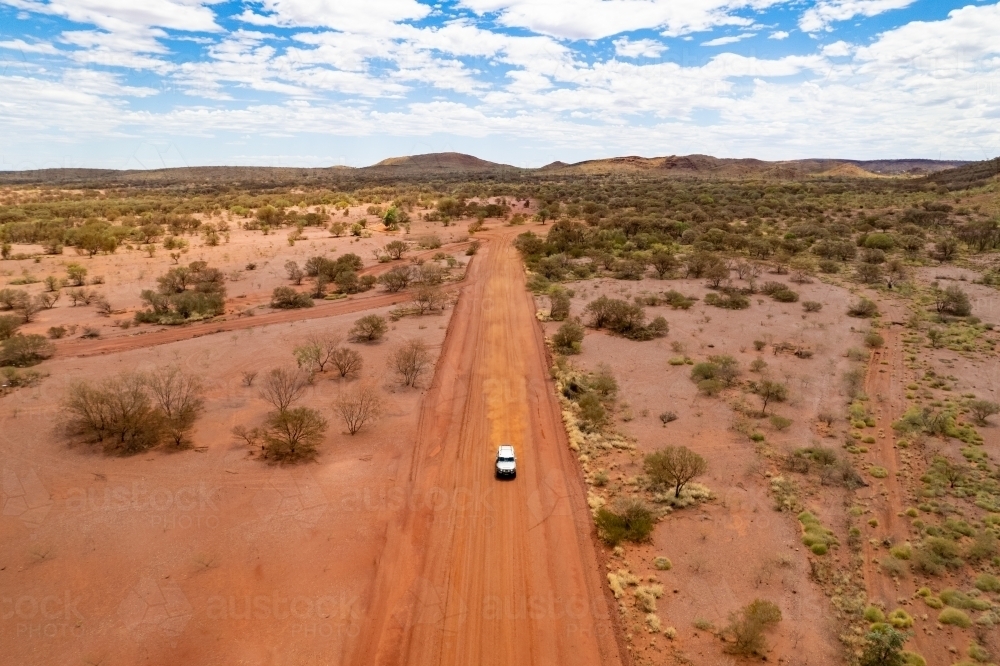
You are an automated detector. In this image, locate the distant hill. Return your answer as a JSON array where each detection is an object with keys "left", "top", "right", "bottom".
[
  {"left": 924, "top": 156, "right": 1000, "bottom": 190},
  {"left": 0, "top": 152, "right": 987, "bottom": 187},
  {"left": 366, "top": 152, "right": 514, "bottom": 171},
  {"left": 542, "top": 155, "right": 970, "bottom": 178}
]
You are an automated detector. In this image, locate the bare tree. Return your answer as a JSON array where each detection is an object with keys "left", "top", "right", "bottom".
[
  {"left": 146, "top": 366, "right": 205, "bottom": 447},
  {"left": 63, "top": 372, "right": 165, "bottom": 455},
  {"left": 334, "top": 383, "right": 383, "bottom": 435},
  {"left": 413, "top": 285, "right": 446, "bottom": 315},
  {"left": 330, "top": 347, "right": 363, "bottom": 378},
  {"left": 241, "top": 370, "right": 258, "bottom": 387},
  {"left": 259, "top": 367, "right": 308, "bottom": 412},
  {"left": 390, "top": 340, "right": 432, "bottom": 387},
  {"left": 293, "top": 334, "right": 341, "bottom": 373},
  {"left": 285, "top": 260, "right": 304, "bottom": 285}
]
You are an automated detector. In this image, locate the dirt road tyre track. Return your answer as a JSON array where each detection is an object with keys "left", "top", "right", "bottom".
[{"left": 346, "top": 230, "right": 624, "bottom": 666}]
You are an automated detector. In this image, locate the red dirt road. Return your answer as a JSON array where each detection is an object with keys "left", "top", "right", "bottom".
[{"left": 346, "top": 229, "right": 624, "bottom": 665}]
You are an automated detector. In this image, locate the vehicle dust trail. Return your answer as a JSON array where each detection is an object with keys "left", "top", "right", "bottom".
[{"left": 346, "top": 229, "right": 624, "bottom": 666}]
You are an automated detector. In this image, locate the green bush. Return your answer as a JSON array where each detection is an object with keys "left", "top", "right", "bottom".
[
  {"left": 865, "top": 331, "right": 885, "bottom": 348},
  {"left": 552, "top": 320, "right": 584, "bottom": 354},
  {"left": 722, "top": 599, "right": 781, "bottom": 656},
  {"left": 594, "top": 498, "right": 654, "bottom": 546},
  {"left": 0, "top": 314, "right": 21, "bottom": 340},
  {"left": 848, "top": 298, "right": 879, "bottom": 318},
  {"left": 771, "top": 289, "right": 799, "bottom": 303},
  {"left": 0, "top": 334, "right": 55, "bottom": 367},
  {"left": 974, "top": 573, "right": 1000, "bottom": 592},
  {"left": 937, "top": 608, "right": 971, "bottom": 628},
  {"left": 271, "top": 286, "right": 314, "bottom": 309}
]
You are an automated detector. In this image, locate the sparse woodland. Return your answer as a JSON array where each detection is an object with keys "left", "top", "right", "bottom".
[{"left": 3, "top": 159, "right": 1000, "bottom": 665}]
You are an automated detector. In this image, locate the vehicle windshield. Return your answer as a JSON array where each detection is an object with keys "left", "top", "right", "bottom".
[{"left": 498, "top": 456, "right": 514, "bottom": 462}]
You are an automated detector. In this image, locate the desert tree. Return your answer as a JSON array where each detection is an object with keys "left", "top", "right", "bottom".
[
  {"left": 391, "top": 339, "right": 432, "bottom": 387},
  {"left": 146, "top": 366, "right": 205, "bottom": 447},
  {"left": 293, "top": 334, "right": 340, "bottom": 373},
  {"left": 63, "top": 372, "right": 164, "bottom": 455},
  {"left": 751, "top": 379, "right": 788, "bottom": 416},
  {"left": 330, "top": 346, "right": 363, "bottom": 378},
  {"left": 0, "top": 314, "right": 21, "bottom": 341},
  {"left": 0, "top": 334, "right": 54, "bottom": 367},
  {"left": 644, "top": 446, "right": 708, "bottom": 498},
  {"left": 383, "top": 240, "right": 408, "bottom": 260},
  {"left": 649, "top": 251, "right": 675, "bottom": 279},
  {"left": 259, "top": 367, "right": 308, "bottom": 412},
  {"left": 968, "top": 399, "right": 1000, "bottom": 426},
  {"left": 413, "top": 285, "right": 446, "bottom": 315},
  {"left": 932, "top": 284, "right": 972, "bottom": 316},
  {"left": 285, "top": 260, "right": 304, "bottom": 285},
  {"left": 262, "top": 407, "right": 327, "bottom": 462},
  {"left": 379, "top": 265, "right": 413, "bottom": 292},
  {"left": 858, "top": 625, "right": 908, "bottom": 666},
  {"left": 334, "top": 382, "right": 383, "bottom": 435}
]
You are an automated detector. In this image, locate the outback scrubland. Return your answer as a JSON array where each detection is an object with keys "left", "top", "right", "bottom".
[{"left": 1, "top": 156, "right": 1000, "bottom": 666}]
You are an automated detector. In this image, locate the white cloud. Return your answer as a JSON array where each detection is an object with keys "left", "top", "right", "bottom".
[
  {"left": 0, "top": 0, "right": 222, "bottom": 33},
  {"left": 458, "top": 0, "right": 785, "bottom": 40},
  {"left": 238, "top": 0, "right": 430, "bottom": 32},
  {"left": 820, "top": 40, "right": 853, "bottom": 57},
  {"left": 768, "top": 30, "right": 789, "bottom": 40},
  {"left": 702, "top": 33, "right": 755, "bottom": 46},
  {"left": 2, "top": 0, "right": 1000, "bottom": 165},
  {"left": 799, "top": 0, "right": 916, "bottom": 33},
  {"left": 0, "top": 38, "right": 59, "bottom": 54},
  {"left": 613, "top": 37, "right": 667, "bottom": 59}
]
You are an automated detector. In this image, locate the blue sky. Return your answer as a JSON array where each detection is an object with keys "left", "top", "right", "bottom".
[{"left": 1, "top": 0, "right": 999, "bottom": 169}]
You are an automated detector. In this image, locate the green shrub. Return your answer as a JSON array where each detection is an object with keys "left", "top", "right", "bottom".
[
  {"left": 0, "top": 314, "right": 21, "bottom": 341},
  {"left": 870, "top": 466, "right": 889, "bottom": 478},
  {"left": 863, "top": 606, "right": 885, "bottom": 623},
  {"left": 595, "top": 498, "right": 654, "bottom": 546},
  {"left": 722, "top": 599, "right": 781, "bottom": 656},
  {"left": 769, "top": 415, "right": 792, "bottom": 431},
  {"left": 865, "top": 331, "right": 885, "bottom": 348},
  {"left": 653, "top": 556, "right": 672, "bottom": 570},
  {"left": 938, "top": 608, "right": 971, "bottom": 628},
  {"left": 271, "top": 286, "right": 314, "bottom": 309},
  {"left": 704, "top": 291, "right": 750, "bottom": 309},
  {"left": 799, "top": 511, "right": 837, "bottom": 555},
  {"left": 577, "top": 393, "right": 606, "bottom": 428},
  {"left": 974, "top": 573, "right": 1000, "bottom": 592},
  {"left": 552, "top": 320, "right": 584, "bottom": 354},
  {"left": 890, "top": 543, "right": 912, "bottom": 560},
  {"left": 772, "top": 289, "right": 799, "bottom": 303},
  {"left": 848, "top": 298, "right": 879, "bottom": 318},
  {"left": 940, "top": 589, "right": 991, "bottom": 611},
  {"left": 859, "top": 625, "right": 908, "bottom": 666},
  {"left": 887, "top": 609, "right": 913, "bottom": 629},
  {"left": 1, "top": 334, "right": 55, "bottom": 367}
]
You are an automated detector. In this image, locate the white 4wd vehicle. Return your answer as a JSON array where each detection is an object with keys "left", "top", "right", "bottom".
[{"left": 495, "top": 445, "right": 516, "bottom": 479}]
